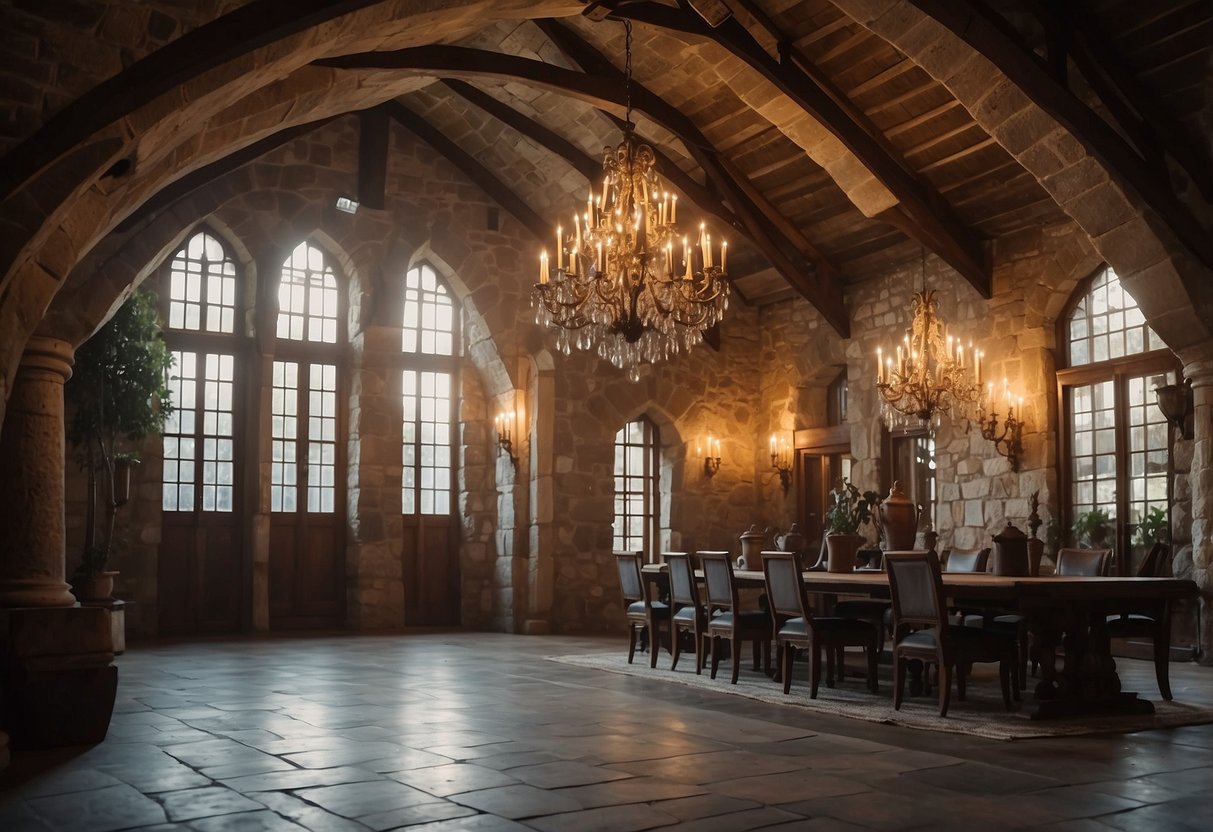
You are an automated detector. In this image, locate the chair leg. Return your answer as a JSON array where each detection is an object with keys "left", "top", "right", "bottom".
[
  {"left": 999, "top": 658, "right": 1013, "bottom": 710},
  {"left": 627, "top": 623, "right": 637, "bottom": 665},
  {"left": 866, "top": 643, "right": 879, "bottom": 693},
  {"left": 1018, "top": 625, "right": 1029, "bottom": 691},
  {"left": 710, "top": 635, "right": 721, "bottom": 680},
  {"left": 938, "top": 662, "right": 952, "bottom": 718},
  {"left": 810, "top": 642, "right": 822, "bottom": 699},
  {"left": 751, "top": 637, "right": 760, "bottom": 671},
  {"left": 893, "top": 655, "right": 905, "bottom": 711},
  {"left": 670, "top": 627, "right": 682, "bottom": 671},
  {"left": 695, "top": 631, "right": 706, "bottom": 675},
  {"left": 1154, "top": 621, "right": 1173, "bottom": 701},
  {"left": 730, "top": 634, "right": 742, "bottom": 684},
  {"left": 782, "top": 642, "right": 794, "bottom": 695},
  {"left": 649, "top": 623, "right": 661, "bottom": 668}
]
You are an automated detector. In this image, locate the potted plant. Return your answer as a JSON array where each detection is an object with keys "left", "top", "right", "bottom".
[
  {"left": 65, "top": 290, "right": 174, "bottom": 601},
  {"left": 824, "top": 479, "right": 879, "bottom": 573},
  {"left": 1071, "top": 508, "right": 1112, "bottom": 549}
]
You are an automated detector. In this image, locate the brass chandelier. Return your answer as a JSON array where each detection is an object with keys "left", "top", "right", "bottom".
[
  {"left": 532, "top": 20, "right": 728, "bottom": 382},
  {"left": 875, "top": 252, "right": 984, "bottom": 432}
]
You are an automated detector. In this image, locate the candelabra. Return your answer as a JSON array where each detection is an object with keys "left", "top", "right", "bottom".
[
  {"left": 699, "top": 434, "right": 721, "bottom": 478},
  {"left": 978, "top": 385, "right": 1024, "bottom": 471},
  {"left": 495, "top": 410, "right": 517, "bottom": 466},
  {"left": 769, "top": 433, "right": 793, "bottom": 493}
]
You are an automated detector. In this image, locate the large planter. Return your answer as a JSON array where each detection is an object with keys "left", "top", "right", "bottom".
[
  {"left": 71, "top": 570, "right": 119, "bottom": 603},
  {"left": 878, "top": 481, "right": 921, "bottom": 550},
  {"left": 826, "top": 533, "right": 864, "bottom": 573}
]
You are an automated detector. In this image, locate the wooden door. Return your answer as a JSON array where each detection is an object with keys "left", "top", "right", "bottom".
[
  {"left": 159, "top": 350, "right": 243, "bottom": 634},
  {"left": 401, "top": 368, "right": 460, "bottom": 625},
  {"left": 268, "top": 359, "right": 346, "bottom": 628}
]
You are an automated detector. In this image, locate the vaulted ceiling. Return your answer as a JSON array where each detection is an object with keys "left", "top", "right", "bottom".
[{"left": 11, "top": 0, "right": 1213, "bottom": 343}]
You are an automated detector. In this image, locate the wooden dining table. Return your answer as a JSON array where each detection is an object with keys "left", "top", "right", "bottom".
[{"left": 641, "top": 563, "right": 1198, "bottom": 720}]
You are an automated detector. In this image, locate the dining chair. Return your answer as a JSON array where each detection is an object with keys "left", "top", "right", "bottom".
[
  {"left": 1105, "top": 542, "right": 1174, "bottom": 699},
  {"left": 943, "top": 547, "right": 990, "bottom": 573},
  {"left": 613, "top": 551, "right": 670, "bottom": 667},
  {"left": 1055, "top": 547, "right": 1112, "bottom": 576},
  {"left": 761, "top": 551, "right": 879, "bottom": 697},
  {"left": 665, "top": 551, "right": 708, "bottom": 673},
  {"left": 885, "top": 550, "right": 1019, "bottom": 716},
  {"left": 699, "top": 550, "right": 772, "bottom": 684}
]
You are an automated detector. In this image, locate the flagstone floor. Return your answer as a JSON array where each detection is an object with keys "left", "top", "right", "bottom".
[{"left": 1, "top": 632, "right": 1210, "bottom": 831}]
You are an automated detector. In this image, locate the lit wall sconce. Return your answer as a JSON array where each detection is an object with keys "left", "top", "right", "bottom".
[
  {"left": 769, "top": 432, "right": 793, "bottom": 493},
  {"left": 1154, "top": 380, "right": 1193, "bottom": 440},
  {"left": 979, "top": 378, "right": 1024, "bottom": 472},
  {"left": 698, "top": 434, "right": 721, "bottom": 478},
  {"left": 495, "top": 407, "right": 518, "bottom": 466}
]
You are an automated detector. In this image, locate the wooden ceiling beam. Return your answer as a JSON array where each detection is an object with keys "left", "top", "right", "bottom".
[
  {"left": 906, "top": 0, "right": 1213, "bottom": 269},
  {"left": 384, "top": 100, "right": 547, "bottom": 242},
  {"left": 532, "top": 20, "right": 850, "bottom": 334},
  {"left": 613, "top": 1, "right": 992, "bottom": 299}
]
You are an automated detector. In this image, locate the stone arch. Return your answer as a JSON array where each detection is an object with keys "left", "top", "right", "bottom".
[{"left": 832, "top": 0, "right": 1213, "bottom": 355}]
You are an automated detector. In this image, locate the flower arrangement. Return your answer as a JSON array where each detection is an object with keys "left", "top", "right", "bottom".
[{"left": 826, "top": 479, "right": 880, "bottom": 535}]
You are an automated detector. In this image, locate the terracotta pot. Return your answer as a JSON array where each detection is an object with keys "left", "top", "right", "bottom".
[
  {"left": 878, "top": 481, "right": 921, "bottom": 550},
  {"left": 72, "top": 570, "right": 119, "bottom": 602},
  {"left": 738, "top": 525, "right": 768, "bottom": 569},
  {"left": 825, "top": 533, "right": 864, "bottom": 573}
]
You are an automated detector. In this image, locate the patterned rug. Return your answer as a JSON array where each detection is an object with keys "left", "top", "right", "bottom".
[{"left": 547, "top": 650, "right": 1213, "bottom": 741}]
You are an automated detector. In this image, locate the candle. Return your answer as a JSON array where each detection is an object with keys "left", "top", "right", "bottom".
[
  {"left": 721, "top": 240, "right": 727, "bottom": 272},
  {"left": 539, "top": 251, "right": 548, "bottom": 285},
  {"left": 671, "top": 194, "right": 677, "bottom": 223},
  {"left": 876, "top": 347, "right": 883, "bottom": 382},
  {"left": 769, "top": 434, "right": 776, "bottom": 455},
  {"left": 556, "top": 226, "right": 562, "bottom": 270}
]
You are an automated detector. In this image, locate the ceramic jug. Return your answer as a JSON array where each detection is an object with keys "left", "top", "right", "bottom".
[
  {"left": 992, "top": 520, "right": 1029, "bottom": 576},
  {"left": 738, "top": 525, "right": 768, "bottom": 569},
  {"left": 879, "top": 481, "right": 921, "bottom": 550},
  {"left": 774, "top": 523, "right": 806, "bottom": 554}
]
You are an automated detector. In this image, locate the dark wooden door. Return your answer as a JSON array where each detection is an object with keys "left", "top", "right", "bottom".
[
  {"left": 158, "top": 349, "right": 243, "bottom": 635},
  {"left": 268, "top": 359, "right": 345, "bottom": 629},
  {"left": 402, "top": 515, "right": 460, "bottom": 625}
]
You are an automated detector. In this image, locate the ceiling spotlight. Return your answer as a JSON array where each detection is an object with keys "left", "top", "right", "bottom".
[{"left": 335, "top": 196, "right": 359, "bottom": 214}]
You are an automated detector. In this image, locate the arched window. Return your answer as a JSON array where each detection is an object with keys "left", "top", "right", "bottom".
[
  {"left": 162, "top": 230, "right": 239, "bottom": 513},
  {"left": 401, "top": 264, "right": 458, "bottom": 515},
  {"left": 159, "top": 228, "right": 244, "bottom": 634},
  {"left": 613, "top": 417, "right": 660, "bottom": 558},
  {"left": 400, "top": 263, "right": 460, "bottom": 627},
  {"left": 277, "top": 240, "right": 339, "bottom": 343},
  {"left": 1059, "top": 266, "right": 1176, "bottom": 574}
]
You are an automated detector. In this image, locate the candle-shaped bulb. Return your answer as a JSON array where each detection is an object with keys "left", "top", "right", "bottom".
[
  {"left": 671, "top": 194, "right": 677, "bottom": 223},
  {"left": 721, "top": 240, "right": 727, "bottom": 272},
  {"left": 539, "top": 251, "right": 549, "bottom": 285}
]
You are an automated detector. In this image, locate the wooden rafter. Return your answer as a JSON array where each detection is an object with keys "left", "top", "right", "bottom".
[
  {"left": 532, "top": 19, "right": 849, "bottom": 335},
  {"left": 113, "top": 115, "right": 343, "bottom": 234},
  {"left": 0, "top": 0, "right": 383, "bottom": 202},
  {"left": 905, "top": 0, "right": 1213, "bottom": 270},
  {"left": 318, "top": 43, "right": 850, "bottom": 335},
  {"left": 609, "top": 0, "right": 991, "bottom": 299},
  {"left": 384, "top": 100, "right": 546, "bottom": 242},
  {"left": 358, "top": 106, "right": 390, "bottom": 211}
]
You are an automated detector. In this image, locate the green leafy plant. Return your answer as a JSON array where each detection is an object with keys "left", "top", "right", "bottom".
[
  {"left": 1071, "top": 508, "right": 1112, "bottom": 548},
  {"left": 826, "top": 480, "right": 880, "bottom": 535},
  {"left": 1133, "top": 506, "right": 1169, "bottom": 548},
  {"left": 65, "top": 290, "right": 174, "bottom": 580}
]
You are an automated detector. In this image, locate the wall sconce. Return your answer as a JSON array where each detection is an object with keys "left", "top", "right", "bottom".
[
  {"left": 1154, "top": 380, "right": 1193, "bottom": 440},
  {"left": 769, "top": 433, "right": 793, "bottom": 493},
  {"left": 979, "top": 379, "right": 1024, "bottom": 472},
  {"left": 495, "top": 408, "right": 518, "bottom": 466},
  {"left": 698, "top": 434, "right": 721, "bottom": 478}
]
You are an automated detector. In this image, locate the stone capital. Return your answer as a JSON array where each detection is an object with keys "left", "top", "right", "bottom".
[{"left": 1179, "top": 339, "right": 1213, "bottom": 386}]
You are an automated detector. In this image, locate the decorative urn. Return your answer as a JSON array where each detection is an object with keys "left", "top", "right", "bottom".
[
  {"left": 878, "top": 481, "right": 921, "bottom": 550},
  {"left": 738, "top": 525, "right": 768, "bottom": 570},
  {"left": 992, "top": 520, "right": 1029, "bottom": 576}
]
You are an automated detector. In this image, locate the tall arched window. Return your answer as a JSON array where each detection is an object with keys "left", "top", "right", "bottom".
[
  {"left": 1059, "top": 266, "right": 1176, "bottom": 574},
  {"left": 400, "top": 263, "right": 460, "bottom": 626},
  {"left": 269, "top": 240, "right": 345, "bottom": 628},
  {"left": 160, "top": 229, "right": 243, "bottom": 634},
  {"left": 613, "top": 416, "right": 660, "bottom": 558}
]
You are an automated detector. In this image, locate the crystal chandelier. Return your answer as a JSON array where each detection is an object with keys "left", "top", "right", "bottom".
[
  {"left": 532, "top": 20, "right": 728, "bottom": 382},
  {"left": 875, "top": 252, "right": 984, "bottom": 432}
]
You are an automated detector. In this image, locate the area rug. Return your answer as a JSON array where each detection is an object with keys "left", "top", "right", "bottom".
[{"left": 548, "top": 651, "right": 1213, "bottom": 741}]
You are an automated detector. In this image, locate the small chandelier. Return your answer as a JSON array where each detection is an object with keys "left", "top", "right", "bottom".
[
  {"left": 532, "top": 20, "right": 728, "bottom": 382},
  {"left": 876, "top": 250, "right": 984, "bottom": 432}
]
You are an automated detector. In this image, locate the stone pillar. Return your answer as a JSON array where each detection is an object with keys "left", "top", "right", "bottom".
[
  {"left": 0, "top": 337, "right": 117, "bottom": 750},
  {"left": 0, "top": 336, "right": 76, "bottom": 607},
  {"left": 1180, "top": 342, "right": 1213, "bottom": 664}
]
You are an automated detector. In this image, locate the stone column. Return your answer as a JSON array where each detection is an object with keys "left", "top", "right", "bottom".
[
  {"left": 1180, "top": 342, "right": 1213, "bottom": 664},
  {"left": 0, "top": 336, "right": 76, "bottom": 607}
]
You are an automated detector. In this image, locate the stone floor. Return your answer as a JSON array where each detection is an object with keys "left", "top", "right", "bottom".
[{"left": 1, "top": 632, "right": 1210, "bottom": 831}]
